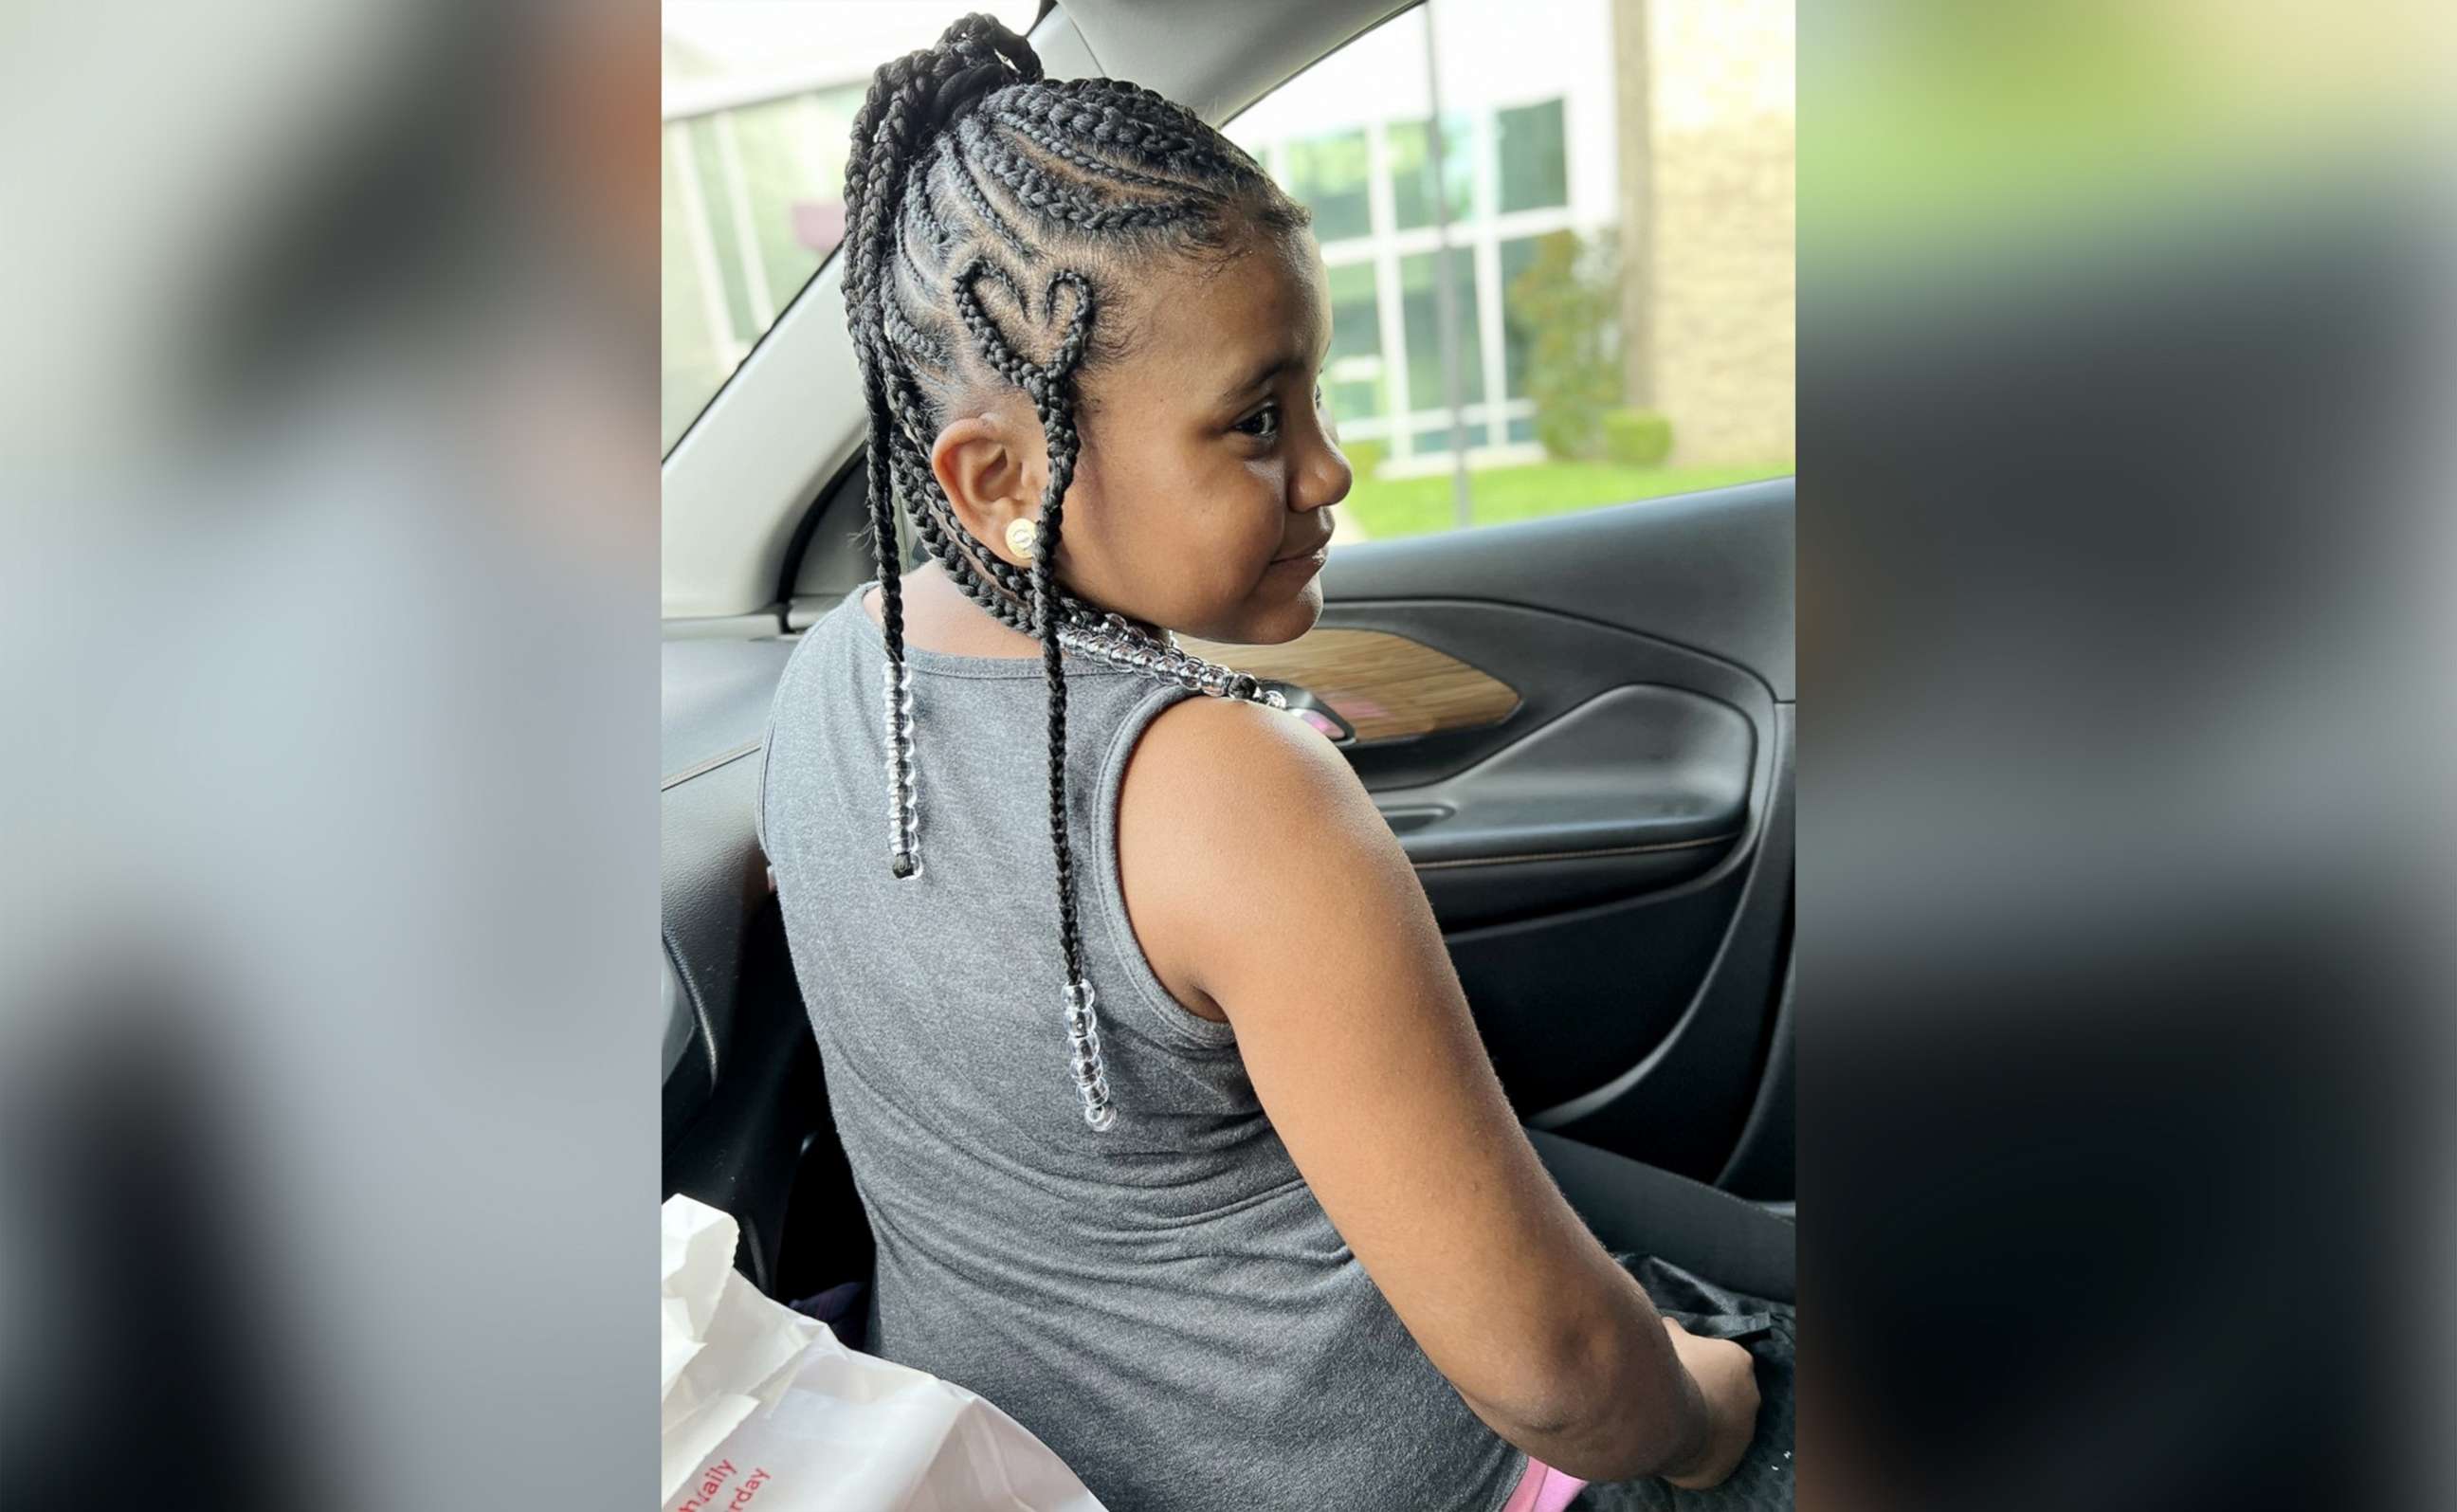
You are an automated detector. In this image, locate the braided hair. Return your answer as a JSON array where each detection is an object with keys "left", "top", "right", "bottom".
[{"left": 841, "top": 14, "right": 1313, "bottom": 1131}]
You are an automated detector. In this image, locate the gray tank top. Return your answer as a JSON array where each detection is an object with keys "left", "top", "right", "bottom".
[{"left": 757, "top": 580, "right": 1529, "bottom": 1512}]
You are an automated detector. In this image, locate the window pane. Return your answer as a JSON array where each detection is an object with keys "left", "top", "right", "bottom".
[
  {"left": 662, "top": 130, "right": 731, "bottom": 448},
  {"left": 1410, "top": 418, "right": 1479, "bottom": 458},
  {"left": 1282, "top": 128, "right": 1373, "bottom": 243},
  {"left": 1399, "top": 248, "right": 1483, "bottom": 413},
  {"left": 1498, "top": 234, "right": 1545, "bottom": 400},
  {"left": 1388, "top": 112, "right": 1476, "bottom": 231},
  {"left": 682, "top": 118, "right": 756, "bottom": 342},
  {"left": 1323, "top": 260, "right": 1387, "bottom": 425},
  {"left": 1496, "top": 98, "right": 1568, "bottom": 214},
  {"left": 726, "top": 94, "right": 851, "bottom": 328}
]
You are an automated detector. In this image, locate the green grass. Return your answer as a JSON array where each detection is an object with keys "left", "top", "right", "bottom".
[{"left": 1340, "top": 459, "right": 1793, "bottom": 542}]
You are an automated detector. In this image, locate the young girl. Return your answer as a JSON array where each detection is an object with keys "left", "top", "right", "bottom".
[{"left": 757, "top": 15, "right": 1758, "bottom": 1510}]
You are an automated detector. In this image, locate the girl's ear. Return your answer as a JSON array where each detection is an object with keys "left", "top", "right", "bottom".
[{"left": 929, "top": 410, "right": 1047, "bottom": 560}]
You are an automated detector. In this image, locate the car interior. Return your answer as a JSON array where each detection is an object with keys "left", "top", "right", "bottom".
[{"left": 663, "top": 0, "right": 1793, "bottom": 1332}]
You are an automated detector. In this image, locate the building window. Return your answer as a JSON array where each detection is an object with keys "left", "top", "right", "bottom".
[
  {"left": 1400, "top": 248, "right": 1485, "bottom": 411},
  {"left": 1282, "top": 128, "right": 1373, "bottom": 244},
  {"left": 1322, "top": 259, "right": 1387, "bottom": 425},
  {"left": 1496, "top": 98, "right": 1569, "bottom": 214},
  {"left": 1498, "top": 234, "right": 1547, "bottom": 401},
  {"left": 1388, "top": 112, "right": 1478, "bottom": 231}
]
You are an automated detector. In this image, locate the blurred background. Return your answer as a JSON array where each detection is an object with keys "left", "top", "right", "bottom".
[
  {"left": 4, "top": 1, "right": 2454, "bottom": 1509},
  {"left": 2, "top": 2, "right": 661, "bottom": 1508},
  {"left": 1799, "top": 4, "right": 2457, "bottom": 1511}
]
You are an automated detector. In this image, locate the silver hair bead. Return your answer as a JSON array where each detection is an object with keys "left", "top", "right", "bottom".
[
  {"left": 883, "top": 659, "right": 921, "bottom": 879},
  {"left": 1064, "top": 979, "right": 1116, "bottom": 1131}
]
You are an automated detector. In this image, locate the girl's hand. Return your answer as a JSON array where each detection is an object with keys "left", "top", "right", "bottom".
[{"left": 1658, "top": 1318, "right": 1760, "bottom": 1490}]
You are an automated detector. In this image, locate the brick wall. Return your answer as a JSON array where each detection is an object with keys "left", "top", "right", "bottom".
[{"left": 1620, "top": 0, "right": 1795, "bottom": 468}]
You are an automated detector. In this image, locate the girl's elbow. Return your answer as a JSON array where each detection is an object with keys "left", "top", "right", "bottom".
[{"left": 1472, "top": 1334, "right": 1710, "bottom": 1484}]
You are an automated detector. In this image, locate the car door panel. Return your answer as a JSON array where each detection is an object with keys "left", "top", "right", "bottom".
[
  {"left": 1386, "top": 683, "right": 1752, "bottom": 860},
  {"left": 1287, "top": 481, "right": 1794, "bottom": 1187},
  {"left": 1483, "top": 702, "right": 1793, "bottom": 1185}
]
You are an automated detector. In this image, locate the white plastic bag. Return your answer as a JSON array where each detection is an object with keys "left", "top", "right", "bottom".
[
  {"left": 662, "top": 1195, "right": 826, "bottom": 1500},
  {"left": 660, "top": 1195, "right": 1110, "bottom": 1512}
]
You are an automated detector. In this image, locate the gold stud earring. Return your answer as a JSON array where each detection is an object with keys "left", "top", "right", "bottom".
[{"left": 1005, "top": 518, "right": 1038, "bottom": 562}]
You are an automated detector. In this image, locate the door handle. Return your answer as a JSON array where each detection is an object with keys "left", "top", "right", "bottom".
[{"left": 1262, "top": 680, "right": 1355, "bottom": 744}]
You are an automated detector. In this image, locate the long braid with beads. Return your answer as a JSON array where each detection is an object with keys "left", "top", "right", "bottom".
[{"left": 840, "top": 13, "right": 1313, "bottom": 1131}]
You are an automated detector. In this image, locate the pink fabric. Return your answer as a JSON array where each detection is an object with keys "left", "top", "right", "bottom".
[{"left": 1499, "top": 1452, "right": 1589, "bottom": 1512}]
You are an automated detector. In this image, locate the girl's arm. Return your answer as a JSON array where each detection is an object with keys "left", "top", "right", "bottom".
[{"left": 1119, "top": 696, "right": 1733, "bottom": 1485}]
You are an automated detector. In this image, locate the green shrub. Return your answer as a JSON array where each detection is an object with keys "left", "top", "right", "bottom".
[
  {"left": 1340, "top": 437, "right": 1388, "bottom": 481},
  {"left": 1505, "top": 228, "right": 1623, "bottom": 462},
  {"left": 1600, "top": 408, "right": 1673, "bottom": 466}
]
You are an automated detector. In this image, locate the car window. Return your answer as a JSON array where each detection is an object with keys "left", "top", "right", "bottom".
[
  {"left": 661, "top": 1, "right": 1045, "bottom": 455},
  {"left": 1223, "top": 0, "right": 1794, "bottom": 546}
]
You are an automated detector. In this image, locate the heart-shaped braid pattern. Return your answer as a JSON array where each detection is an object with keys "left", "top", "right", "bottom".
[
  {"left": 948, "top": 256, "right": 1098, "bottom": 424},
  {"left": 840, "top": 11, "right": 1316, "bottom": 1132}
]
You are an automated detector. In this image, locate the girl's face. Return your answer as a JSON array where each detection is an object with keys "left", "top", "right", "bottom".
[{"left": 933, "top": 229, "right": 1352, "bottom": 647}]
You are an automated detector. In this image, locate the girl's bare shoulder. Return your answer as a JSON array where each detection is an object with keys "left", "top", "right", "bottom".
[
  {"left": 1117, "top": 696, "right": 1395, "bottom": 1018},
  {"left": 1128, "top": 695, "right": 1369, "bottom": 851}
]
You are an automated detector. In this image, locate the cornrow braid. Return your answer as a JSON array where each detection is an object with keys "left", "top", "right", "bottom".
[
  {"left": 841, "top": 12, "right": 1314, "bottom": 1134},
  {"left": 843, "top": 13, "right": 1044, "bottom": 878}
]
